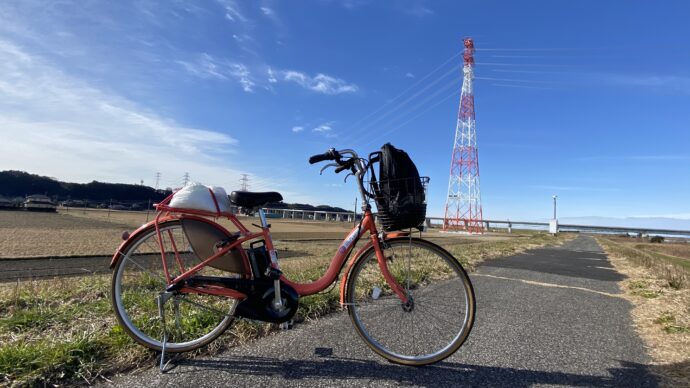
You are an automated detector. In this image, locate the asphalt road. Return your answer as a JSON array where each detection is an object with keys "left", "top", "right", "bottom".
[
  {"left": 105, "top": 235, "right": 657, "bottom": 387},
  {"left": 0, "top": 251, "right": 306, "bottom": 283},
  {"left": 0, "top": 255, "right": 113, "bottom": 282}
]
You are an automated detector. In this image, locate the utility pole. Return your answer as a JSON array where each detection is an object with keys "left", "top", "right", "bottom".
[
  {"left": 550, "top": 195, "right": 559, "bottom": 235},
  {"left": 240, "top": 174, "right": 249, "bottom": 191},
  {"left": 154, "top": 172, "right": 161, "bottom": 190},
  {"left": 353, "top": 197, "right": 358, "bottom": 226},
  {"left": 183, "top": 172, "right": 190, "bottom": 186}
]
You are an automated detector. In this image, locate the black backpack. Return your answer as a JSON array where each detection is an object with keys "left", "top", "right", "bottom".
[{"left": 373, "top": 143, "right": 427, "bottom": 231}]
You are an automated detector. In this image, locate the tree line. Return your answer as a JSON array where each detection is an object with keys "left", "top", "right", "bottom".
[
  {"left": 0, "top": 170, "right": 349, "bottom": 212},
  {"left": 0, "top": 170, "right": 170, "bottom": 202}
]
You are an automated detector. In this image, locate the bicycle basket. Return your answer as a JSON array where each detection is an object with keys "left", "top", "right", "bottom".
[{"left": 369, "top": 176, "right": 429, "bottom": 231}]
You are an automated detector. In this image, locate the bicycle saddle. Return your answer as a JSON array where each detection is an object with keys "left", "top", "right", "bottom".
[{"left": 229, "top": 191, "right": 283, "bottom": 208}]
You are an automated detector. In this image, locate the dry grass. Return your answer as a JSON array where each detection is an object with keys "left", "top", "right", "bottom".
[
  {"left": 0, "top": 209, "right": 518, "bottom": 259},
  {"left": 641, "top": 243, "right": 690, "bottom": 261},
  {"left": 0, "top": 211, "right": 132, "bottom": 258},
  {"left": 597, "top": 237, "right": 690, "bottom": 387}
]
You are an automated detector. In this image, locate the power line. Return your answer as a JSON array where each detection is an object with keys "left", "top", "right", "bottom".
[
  {"left": 360, "top": 89, "right": 460, "bottom": 149},
  {"left": 339, "top": 64, "right": 459, "bottom": 146},
  {"left": 341, "top": 52, "right": 460, "bottom": 134}
]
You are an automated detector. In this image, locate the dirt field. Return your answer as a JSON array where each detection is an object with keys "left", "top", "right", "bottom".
[{"left": 0, "top": 209, "right": 517, "bottom": 258}]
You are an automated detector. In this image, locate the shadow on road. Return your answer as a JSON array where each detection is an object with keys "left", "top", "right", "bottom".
[
  {"left": 483, "top": 247, "right": 627, "bottom": 283},
  {"left": 173, "top": 353, "right": 657, "bottom": 387}
]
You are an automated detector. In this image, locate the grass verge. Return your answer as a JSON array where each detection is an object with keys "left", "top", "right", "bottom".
[
  {"left": 597, "top": 237, "right": 690, "bottom": 387},
  {"left": 1, "top": 232, "right": 567, "bottom": 386}
]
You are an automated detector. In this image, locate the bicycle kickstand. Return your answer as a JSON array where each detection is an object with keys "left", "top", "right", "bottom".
[{"left": 157, "top": 292, "right": 175, "bottom": 373}]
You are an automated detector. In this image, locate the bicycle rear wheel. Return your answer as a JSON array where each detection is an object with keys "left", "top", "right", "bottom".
[
  {"left": 345, "top": 237, "right": 475, "bottom": 365},
  {"left": 111, "top": 220, "right": 238, "bottom": 353}
]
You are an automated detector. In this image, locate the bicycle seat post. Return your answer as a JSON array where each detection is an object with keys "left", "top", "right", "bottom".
[{"left": 258, "top": 208, "right": 284, "bottom": 309}]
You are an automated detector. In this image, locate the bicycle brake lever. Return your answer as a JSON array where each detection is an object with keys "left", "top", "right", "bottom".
[
  {"left": 320, "top": 163, "right": 338, "bottom": 175},
  {"left": 344, "top": 173, "right": 354, "bottom": 182}
]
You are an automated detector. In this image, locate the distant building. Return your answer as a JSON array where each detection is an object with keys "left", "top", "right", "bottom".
[
  {"left": 0, "top": 196, "right": 20, "bottom": 210},
  {"left": 24, "top": 195, "right": 57, "bottom": 212}
]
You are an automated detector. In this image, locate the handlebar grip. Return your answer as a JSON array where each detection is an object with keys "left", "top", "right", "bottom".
[
  {"left": 334, "top": 165, "right": 348, "bottom": 173},
  {"left": 308, "top": 148, "right": 338, "bottom": 164},
  {"left": 309, "top": 153, "right": 332, "bottom": 164}
]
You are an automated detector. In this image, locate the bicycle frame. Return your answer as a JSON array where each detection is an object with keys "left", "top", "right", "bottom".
[{"left": 110, "top": 205, "right": 409, "bottom": 306}]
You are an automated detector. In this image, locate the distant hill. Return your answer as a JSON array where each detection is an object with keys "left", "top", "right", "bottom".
[
  {"left": 0, "top": 170, "right": 170, "bottom": 202},
  {"left": 0, "top": 170, "right": 350, "bottom": 212}
]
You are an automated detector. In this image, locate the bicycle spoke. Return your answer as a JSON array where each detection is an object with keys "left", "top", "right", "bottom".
[
  {"left": 413, "top": 303, "right": 461, "bottom": 327},
  {"left": 124, "top": 256, "right": 167, "bottom": 285}
]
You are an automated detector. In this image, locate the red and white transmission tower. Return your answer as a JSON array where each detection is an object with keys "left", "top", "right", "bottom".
[{"left": 443, "top": 38, "right": 484, "bottom": 233}]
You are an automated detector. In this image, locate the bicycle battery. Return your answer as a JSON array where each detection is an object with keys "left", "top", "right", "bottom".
[
  {"left": 247, "top": 240, "right": 271, "bottom": 279},
  {"left": 180, "top": 218, "right": 245, "bottom": 273}
]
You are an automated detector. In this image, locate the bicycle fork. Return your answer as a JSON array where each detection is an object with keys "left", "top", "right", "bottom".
[{"left": 371, "top": 234, "right": 409, "bottom": 304}]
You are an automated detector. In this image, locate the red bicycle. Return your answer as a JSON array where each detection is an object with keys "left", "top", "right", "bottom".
[{"left": 110, "top": 147, "right": 475, "bottom": 366}]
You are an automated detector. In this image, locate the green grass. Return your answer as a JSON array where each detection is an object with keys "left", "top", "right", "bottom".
[
  {"left": 626, "top": 280, "right": 660, "bottom": 298},
  {"left": 0, "top": 232, "right": 567, "bottom": 386},
  {"left": 652, "top": 312, "right": 690, "bottom": 334},
  {"left": 653, "top": 312, "right": 676, "bottom": 325},
  {"left": 662, "top": 325, "right": 690, "bottom": 334}
]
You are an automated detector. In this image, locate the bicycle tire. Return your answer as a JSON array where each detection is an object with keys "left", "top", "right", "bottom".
[
  {"left": 345, "top": 237, "right": 475, "bottom": 366},
  {"left": 111, "top": 220, "right": 238, "bottom": 353}
]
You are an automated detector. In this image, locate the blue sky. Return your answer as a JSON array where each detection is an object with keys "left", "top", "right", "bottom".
[{"left": 0, "top": 1, "right": 689, "bottom": 223}]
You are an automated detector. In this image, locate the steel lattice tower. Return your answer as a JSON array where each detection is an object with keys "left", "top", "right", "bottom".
[{"left": 443, "top": 38, "right": 484, "bottom": 233}]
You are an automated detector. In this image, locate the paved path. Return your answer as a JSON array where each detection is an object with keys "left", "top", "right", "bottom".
[
  {"left": 106, "top": 236, "right": 657, "bottom": 387},
  {"left": 0, "top": 255, "right": 112, "bottom": 282}
]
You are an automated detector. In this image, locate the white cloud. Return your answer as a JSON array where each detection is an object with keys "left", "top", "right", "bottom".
[
  {"left": 604, "top": 74, "right": 690, "bottom": 94},
  {"left": 0, "top": 39, "right": 248, "bottom": 189},
  {"left": 267, "top": 67, "right": 278, "bottom": 83},
  {"left": 405, "top": 72, "right": 415, "bottom": 78},
  {"left": 313, "top": 124, "right": 333, "bottom": 133},
  {"left": 177, "top": 56, "right": 357, "bottom": 96},
  {"left": 281, "top": 71, "right": 358, "bottom": 95},
  {"left": 291, "top": 126, "right": 304, "bottom": 133},
  {"left": 217, "top": 0, "right": 247, "bottom": 22},
  {"left": 260, "top": 7, "right": 273, "bottom": 16},
  {"left": 177, "top": 53, "right": 255, "bottom": 92},
  {"left": 404, "top": 5, "right": 434, "bottom": 17},
  {"left": 232, "top": 34, "right": 252, "bottom": 43}
]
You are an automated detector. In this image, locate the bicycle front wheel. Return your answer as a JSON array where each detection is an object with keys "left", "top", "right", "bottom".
[
  {"left": 111, "top": 220, "right": 238, "bottom": 353},
  {"left": 345, "top": 237, "right": 475, "bottom": 365}
]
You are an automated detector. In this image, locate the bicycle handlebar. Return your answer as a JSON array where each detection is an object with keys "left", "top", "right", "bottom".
[
  {"left": 308, "top": 148, "right": 339, "bottom": 164},
  {"left": 310, "top": 147, "right": 371, "bottom": 206}
]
